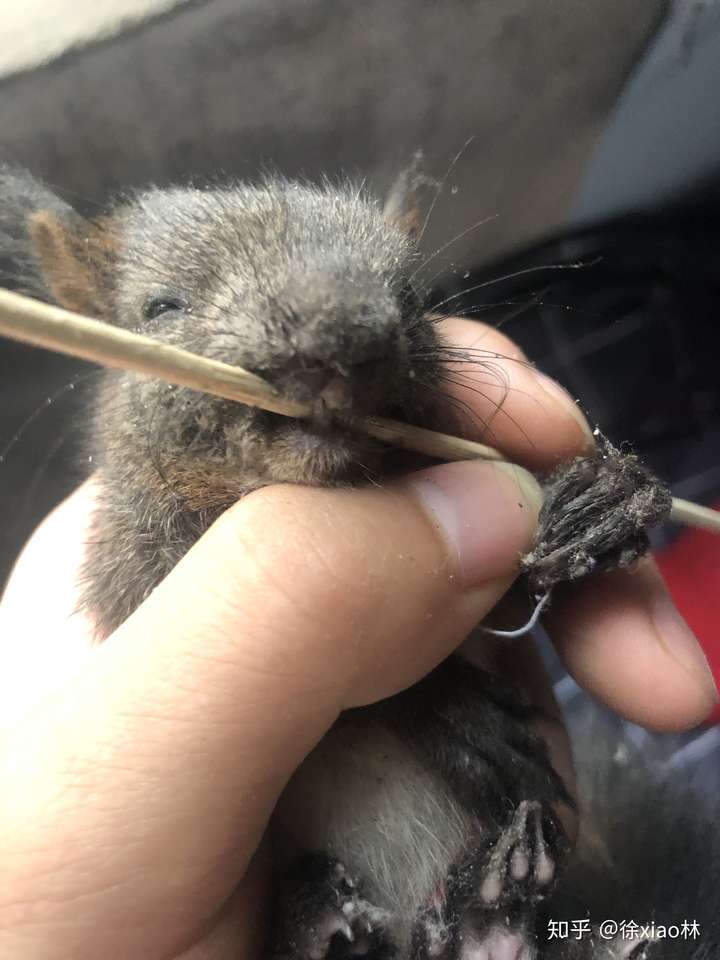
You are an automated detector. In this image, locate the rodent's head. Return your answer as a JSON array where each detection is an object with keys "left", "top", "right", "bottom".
[{"left": 21, "top": 176, "right": 448, "bottom": 507}]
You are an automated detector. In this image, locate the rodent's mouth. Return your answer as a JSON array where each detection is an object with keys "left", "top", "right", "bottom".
[
  {"left": 273, "top": 413, "right": 372, "bottom": 462},
  {"left": 149, "top": 401, "right": 437, "bottom": 506},
  {"left": 266, "top": 409, "right": 435, "bottom": 485},
  {"left": 257, "top": 406, "right": 375, "bottom": 485}
]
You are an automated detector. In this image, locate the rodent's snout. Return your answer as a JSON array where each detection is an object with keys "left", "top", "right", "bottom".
[
  {"left": 261, "top": 342, "right": 401, "bottom": 416},
  {"left": 259, "top": 289, "right": 407, "bottom": 416}
]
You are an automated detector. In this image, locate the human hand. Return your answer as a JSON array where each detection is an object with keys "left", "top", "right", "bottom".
[{"left": 0, "top": 319, "right": 715, "bottom": 960}]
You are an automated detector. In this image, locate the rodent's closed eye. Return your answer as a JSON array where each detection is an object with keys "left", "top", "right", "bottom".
[{"left": 142, "top": 295, "right": 190, "bottom": 321}]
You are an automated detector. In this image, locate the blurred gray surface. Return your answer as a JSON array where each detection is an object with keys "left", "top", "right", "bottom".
[
  {"left": 0, "top": 0, "right": 666, "bottom": 265},
  {"left": 574, "top": 0, "right": 720, "bottom": 223}
]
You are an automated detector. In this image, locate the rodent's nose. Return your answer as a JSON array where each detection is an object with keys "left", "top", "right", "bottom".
[
  {"left": 261, "top": 281, "right": 406, "bottom": 412},
  {"left": 271, "top": 364, "right": 336, "bottom": 399},
  {"left": 292, "top": 313, "right": 397, "bottom": 369},
  {"left": 262, "top": 349, "right": 400, "bottom": 414}
]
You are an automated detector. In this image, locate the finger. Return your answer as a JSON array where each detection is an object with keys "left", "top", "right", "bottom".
[
  {"left": 436, "top": 316, "right": 594, "bottom": 470},
  {"left": 547, "top": 558, "right": 718, "bottom": 731},
  {"left": 173, "top": 844, "right": 272, "bottom": 960},
  {"left": 0, "top": 482, "right": 98, "bottom": 733},
  {"left": 435, "top": 319, "right": 718, "bottom": 730},
  {"left": 0, "top": 459, "right": 542, "bottom": 959}
]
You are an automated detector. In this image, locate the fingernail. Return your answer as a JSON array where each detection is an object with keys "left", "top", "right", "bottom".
[
  {"left": 650, "top": 586, "right": 719, "bottom": 705},
  {"left": 404, "top": 460, "right": 543, "bottom": 588},
  {"left": 536, "top": 374, "right": 596, "bottom": 448}
]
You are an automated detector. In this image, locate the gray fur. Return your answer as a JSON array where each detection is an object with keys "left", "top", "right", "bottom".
[{"left": 274, "top": 717, "right": 479, "bottom": 955}]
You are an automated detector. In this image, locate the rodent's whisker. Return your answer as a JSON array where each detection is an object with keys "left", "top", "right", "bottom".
[
  {"left": 448, "top": 297, "right": 607, "bottom": 324},
  {"left": 417, "top": 381, "right": 495, "bottom": 442},
  {"left": 418, "top": 356, "right": 530, "bottom": 378},
  {"left": 409, "top": 347, "right": 526, "bottom": 375},
  {"left": 432, "top": 286, "right": 551, "bottom": 323},
  {"left": 415, "top": 135, "right": 476, "bottom": 246},
  {"left": 439, "top": 371, "right": 546, "bottom": 413},
  {"left": 429, "top": 258, "right": 604, "bottom": 314},
  {"left": 14, "top": 426, "right": 79, "bottom": 523},
  {"left": 0, "top": 368, "right": 100, "bottom": 465},
  {"left": 409, "top": 213, "right": 500, "bottom": 285},
  {"left": 434, "top": 373, "right": 532, "bottom": 449}
]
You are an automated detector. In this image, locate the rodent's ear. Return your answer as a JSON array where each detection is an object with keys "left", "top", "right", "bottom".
[
  {"left": 383, "top": 151, "right": 439, "bottom": 239},
  {"left": 29, "top": 209, "right": 116, "bottom": 318}
]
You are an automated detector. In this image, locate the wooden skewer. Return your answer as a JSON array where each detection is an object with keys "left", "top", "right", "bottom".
[
  {"left": 0, "top": 288, "right": 503, "bottom": 463},
  {"left": 669, "top": 498, "right": 720, "bottom": 533},
  {"left": 0, "top": 287, "right": 718, "bottom": 533}
]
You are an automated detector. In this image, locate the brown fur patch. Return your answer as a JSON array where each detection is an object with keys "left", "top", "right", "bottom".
[
  {"left": 30, "top": 210, "right": 117, "bottom": 316},
  {"left": 383, "top": 152, "right": 439, "bottom": 238}
]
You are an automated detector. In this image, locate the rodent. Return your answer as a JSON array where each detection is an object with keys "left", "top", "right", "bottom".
[
  {"left": 6, "top": 171, "right": 446, "bottom": 635},
  {"left": 0, "top": 164, "right": 712, "bottom": 960}
]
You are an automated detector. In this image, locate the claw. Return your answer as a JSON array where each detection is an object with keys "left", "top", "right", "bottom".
[
  {"left": 271, "top": 854, "right": 389, "bottom": 960},
  {"left": 308, "top": 914, "right": 354, "bottom": 958}
]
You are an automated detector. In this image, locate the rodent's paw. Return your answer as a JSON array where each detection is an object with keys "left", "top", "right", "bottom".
[
  {"left": 413, "top": 893, "right": 453, "bottom": 958},
  {"left": 437, "top": 802, "right": 564, "bottom": 960},
  {"left": 412, "top": 889, "right": 535, "bottom": 960},
  {"left": 270, "top": 854, "right": 391, "bottom": 960},
  {"left": 478, "top": 801, "right": 557, "bottom": 908}
]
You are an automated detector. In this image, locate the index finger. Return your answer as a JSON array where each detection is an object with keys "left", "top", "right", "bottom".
[{"left": 437, "top": 318, "right": 718, "bottom": 729}]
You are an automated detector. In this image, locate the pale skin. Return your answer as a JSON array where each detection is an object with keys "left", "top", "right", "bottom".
[{"left": 0, "top": 319, "right": 716, "bottom": 960}]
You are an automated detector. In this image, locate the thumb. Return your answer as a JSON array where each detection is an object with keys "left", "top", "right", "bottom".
[{"left": 0, "top": 460, "right": 541, "bottom": 959}]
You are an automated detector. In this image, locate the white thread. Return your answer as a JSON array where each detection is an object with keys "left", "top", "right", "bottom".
[{"left": 481, "top": 592, "right": 551, "bottom": 640}]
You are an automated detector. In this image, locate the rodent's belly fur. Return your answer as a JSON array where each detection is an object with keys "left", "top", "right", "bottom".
[
  {"left": 273, "top": 708, "right": 481, "bottom": 951},
  {"left": 268, "top": 654, "right": 572, "bottom": 958}
]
